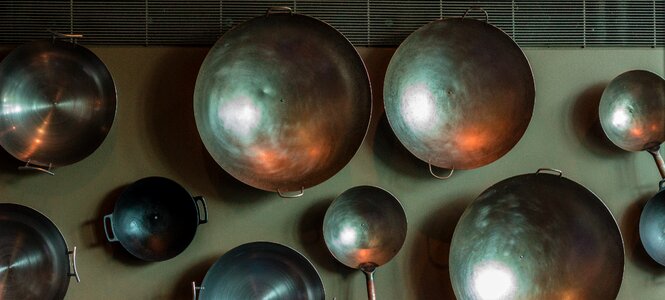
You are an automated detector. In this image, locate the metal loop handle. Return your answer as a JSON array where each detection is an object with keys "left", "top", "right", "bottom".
[
  {"left": 47, "top": 29, "right": 83, "bottom": 42},
  {"left": 428, "top": 162, "right": 454, "bottom": 180},
  {"left": 658, "top": 179, "right": 665, "bottom": 191},
  {"left": 277, "top": 187, "right": 305, "bottom": 198},
  {"left": 192, "top": 282, "right": 203, "bottom": 300},
  {"left": 68, "top": 247, "right": 81, "bottom": 283},
  {"left": 193, "top": 196, "right": 208, "bottom": 225},
  {"left": 536, "top": 168, "right": 563, "bottom": 177},
  {"left": 462, "top": 6, "right": 489, "bottom": 22},
  {"left": 103, "top": 214, "right": 118, "bottom": 242},
  {"left": 266, "top": 7, "right": 293, "bottom": 15},
  {"left": 18, "top": 160, "right": 55, "bottom": 175}
]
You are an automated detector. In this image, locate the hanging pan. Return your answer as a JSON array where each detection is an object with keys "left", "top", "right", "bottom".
[
  {"left": 449, "top": 169, "right": 624, "bottom": 299},
  {"left": 193, "top": 7, "right": 371, "bottom": 197},
  {"left": 383, "top": 8, "right": 534, "bottom": 179},
  {"left": 0, "top": 32, "right": 117, "bottom": 175}
]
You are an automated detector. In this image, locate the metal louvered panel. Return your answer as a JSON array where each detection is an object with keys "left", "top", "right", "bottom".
[{"left": 0, "top": 0, "right": 663, "bottom": 47}]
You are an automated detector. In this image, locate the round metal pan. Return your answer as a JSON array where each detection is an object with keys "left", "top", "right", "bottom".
[
  {"left": 103, "top": 177, "right": 208, "bottom": 261},
  {"left": 0, "top": 39, "right": 117, "bottom": 175},
  {"left": 193, "top": 241, "right": 324, "bottom": 300},
  {"left": 0, "top": 203, "right": 79, "bottom": 300},
  {"left": 639, "top": 180, "right": 665, "bottom": 266},
  {"left": 449, "top": 169, "right": 624, "bottom": 300},
  {"left": 194, "top": 8, "right": 371, "bottom": 196},
  {"left": 383, "top": 15, "right": 534, "bottom": 177}
]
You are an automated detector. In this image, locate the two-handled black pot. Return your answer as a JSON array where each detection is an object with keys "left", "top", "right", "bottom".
[{"left": 103, "top": 176, "right": 208, "bottom": 261}]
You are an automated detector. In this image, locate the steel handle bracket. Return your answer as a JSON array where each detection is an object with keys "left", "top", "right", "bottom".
[
  {"left": 194, "top": 196, "right": 208, "bottom": 224},
  {"left": 18, "top": 160, "right": 55, "bottom": 175},
  {"left": 192, "top": 282, "right": 204, "bottom": 300},
  {"left": 47, "top": 29, "right": 84, "bottom": 43},
  {"left": 266, "top": 7, "right": 293, "bottom": 15},
  {"left": 428, "top": 161, "right": 454, "bottom": 179},
  {"left": 462, "top": 6, "right": 489, "bottom": 23},
  {"left": 277, "top": 187, "right": 305, "bottom": 198},
  {"left": 536, "top": 168, "right": 563, "bottom": 177},
  {"left": 103, "top": 214, "right": 118, "bottom": 242},
  {"left": 68, "top": 246, "right": 81, "bottom": 283}
]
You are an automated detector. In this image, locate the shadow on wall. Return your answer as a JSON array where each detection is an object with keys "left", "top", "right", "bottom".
[
  {"left": 621, "top": 193, "right": 665, "bottom": 278},
  {"left": 571, "top": 82, "right": 628, "bottom": 157},
  {"left": 410, "top": 197, "right": 472, "bottom": 300}
]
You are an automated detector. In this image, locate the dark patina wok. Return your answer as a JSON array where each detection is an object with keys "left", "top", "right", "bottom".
[
  {"left": 0, "top": 37, "right": 117, "bottom": 175},
  {"left": 383, "top": 10, "right": 534, "bottom": 178},
  {"left": 103, "top": 177, "right": 207, "bottom": 261},
  {"left": 194, "top": 7, "right": 371, "bottom": 197},
  {"left": 0, "top": 203, "right": 79, "bottom": 299},
  {"left": 192, "top": 241, "right": 324, "bottom": 300},
  {"left": 449, "top": 169, "right": 624, "bottom": 299}
]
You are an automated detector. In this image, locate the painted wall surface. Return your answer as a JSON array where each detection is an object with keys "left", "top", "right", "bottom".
[{"left": 0, "top": 46, "right": 663, "bottom": 299}]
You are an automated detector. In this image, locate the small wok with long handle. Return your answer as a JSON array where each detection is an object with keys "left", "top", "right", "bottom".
[{"left": 323, "top": 186, "right": 407, "bottom": 300}]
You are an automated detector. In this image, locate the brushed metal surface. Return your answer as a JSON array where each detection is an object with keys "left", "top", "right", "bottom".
[
  {"left": 0, "top": 40, "right": 117, "bottom": 168},
  {"left": 199, "top": 241, "right": 324, "bottom": 300},
  {"left": 449, "top": 171, "right": 624, "bottom": 300},
  {"left": 323, "top": 186, "right": 407, "bottom": 300},
  {"left": 193, "top": 11, "right": 371, "bottom": 193},
  {"left": 383, "top": 17, "right": 534, "bottom": 170},
  {"left": 0, "top": 203, "right": 72, "bottom": 300},
  {"left": 105, "top": 177, "right": 204, "bottom": 261},
  {"left": 640, "top": 180, "right": 665, "bottom": 266},
  {"left": 599, "top": 70, "right": 665, "bottom": 152}
]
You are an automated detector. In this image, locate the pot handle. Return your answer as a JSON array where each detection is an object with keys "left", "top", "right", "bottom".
[
  {"left": 277, "top": 187, "right": 304, "bottom": 198},
  {"left": 192, "top": 282, "right": 203, "bottom": 300},
  {"left": 103, "top": 214, "right": 119, "bottom": 242},
  {"left": 647, "top": 147, "right": 665, "bottom": 179},
  {"left": 18, "top": 160, "right": 55, "bottom": 175},
  {"left": 428, "top": 162, "right": 454, "bottom": 180},
  {"left": 194, "top": 196, "right": 208, "bottom": 225},
  {"left": 659, "top": 179, "right": 665, "bottom": 191},
  {"left": 536, "top": 168, "right": 563, "bottom": 177},
  {"left": 68, "top": 247, "right": 81, "bottom": 283},
  {"left": 462, "top": 6, "right": 489, "bottom": 23},
  {"left": 266, "top": 7, "right": 293, "bottom": 15}
]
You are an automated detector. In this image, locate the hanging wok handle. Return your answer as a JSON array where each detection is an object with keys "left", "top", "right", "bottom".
[
  {"left": 193, "top": 196, "right": 208, "bottom": 225},
  {"left": 266, "top": 7, "right": 293, "bottom": 15},
  {"left": 361, "top": 264, "right": 377, "bottom": 300},
  {"left": 536, "top": 168, "right": 563, "bottom": 177},
  {"left": 462, "top": 7, "right": 489, "bottom": 22},
  {"left": 18, "top": 160, "right": 55, "bottom": 175},
  {"left": 47, "top": 29, "right": 84, "bottom": 39},
  {"left": 68, "top": 246, "right": 81, "bottom": 283},
  {"left": 647, "top": 146, "right": 665, "bottom": 179},
  {"left": 277, "top": 187, "right": 304, "bottom": 198},
  {"left": 428, "top": 161, "right": 454, "bottom": 179},
  {"left": 659, "top": 179, "right": 665, "bottom": 191},
  {"left": 191, "top": 282, "right": 203, "bottom": 300},
  {"left": 103, "top": 214, "right": 119, "bottom": 242}
]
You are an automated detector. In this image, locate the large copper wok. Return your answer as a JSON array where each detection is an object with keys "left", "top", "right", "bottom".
[
  {"left": 449, "top": 169, "right": 624, "bottom": 300},
  {"left": 194, "top": 7, "right": 371, "bottom": 197},
  {"left": 383, "top": 11, "right": 534, "bottom": 178},
  {"left": 0, "top": 203, "right": 80, "bottom": 299},
  {"left": 0, "top": 38, "right": 117, "bottom": 175}
]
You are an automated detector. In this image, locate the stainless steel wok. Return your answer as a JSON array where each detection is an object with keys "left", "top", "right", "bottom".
[
  {"left": 383, "top": 10, "right": 534, "bottom": 178},
  {"left": 449, "top": 169, "right": 624, "bottom": 299},
  {"left": 0, "top": 38, "right": 117, "bottom": 175},
  {"left": 0, "top": 203, "right": 80, "bottom": 299},
  {"left": 194, "top": 7, "right": 371, "bottom": 197}
]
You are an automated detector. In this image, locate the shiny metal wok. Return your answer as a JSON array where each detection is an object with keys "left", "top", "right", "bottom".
[
  {"left": 383, "top": 12, "right": 534, "bottom": 178},
  {"left": 103, "top": 177, "right": 208, "bottom": 261},
  {"left": 599, "top": 70, "right": 665, "bottom": 176},
  {"left": 0, "top": 203, "right": 79, "bottom": 299},
  {"left": 323, "top": 186, "right": 407, "bottom": 300},
  {"left": 640, "top": 179, "right": 665, "bottom": 266},
  {"left": 193, "top": 241, "right": 324, "bottom": 300},
  {"left": 449, "top": 169, "right": 624, "bottom": 300},
  {"left": 194, "top": 7, "right": 371, "bottom": 197},
  {"left": 0, "top": 38, "right": 117, "bottom": 175}
]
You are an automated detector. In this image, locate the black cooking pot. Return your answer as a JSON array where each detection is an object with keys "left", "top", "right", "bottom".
[
  {"left": 0, "top": 203, "right": 79, "bottom": 299},
  {"left": 640, "top": 179, "right": 665, "bottom": 266},
  {"left": 103, "top": 176, "right": 207, "bottom": 261}
]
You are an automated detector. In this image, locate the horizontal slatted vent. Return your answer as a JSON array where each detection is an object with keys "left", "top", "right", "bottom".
[{"left": 0, "top": 0, "right": 662, "bottom": 47}]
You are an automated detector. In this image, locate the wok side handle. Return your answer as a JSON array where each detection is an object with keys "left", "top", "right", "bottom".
[
  {"left": 462, "top": 7, "right": 489, "bottom": 22},
  {"left": 194, "top": 196, "right": 208, "bottom": 224},
  {"left": 536, "top": 168, "right": 563, "bottom": 177},
  {"left": 266, "top": 7, "right": 293, "bottom": 15},
  {"left": 18, "top": 160, "right": 55, "bottom": 175},
  {"left": 428, "top": 162, "right": 454, "bottom": 180},
  {"left": 277, "top": 187, "right": 304, "bottom": 198},
  {"left": 47, "top": 29, "right": 84, "bottom": 39},
  {"left": 191, "top": 282, "right": 203, "bottom": 300},
  {"left": 361, "top": 266, "right": 377, "bottom": 300},
  {"left": 103, "top": 214, "right": 119, "bottom": 242},
  {"left": 68, "top": 246, "right": 81, "bottom": 283},
  {"left": 647, "top": 147, "right": 665, "bottom": 179}
]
